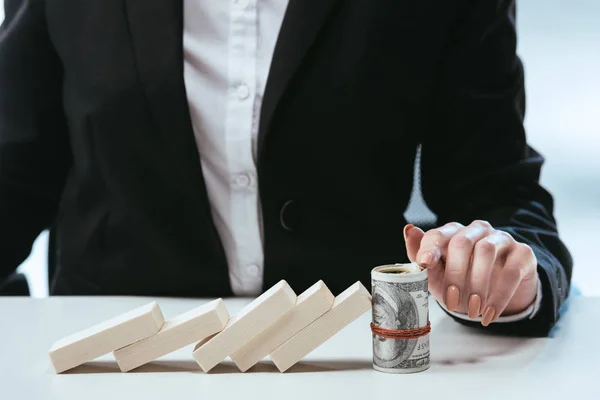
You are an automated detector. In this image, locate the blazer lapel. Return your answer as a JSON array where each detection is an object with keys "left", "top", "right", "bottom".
[
  {"left": 123, "top": 0, "right": 204, "bottom": 190},
  {"left": 257, "top": 0, "right": 342, "bottom": 158},
  {"left": 123, "top": 0, "right": 341, "bottom": 168}
]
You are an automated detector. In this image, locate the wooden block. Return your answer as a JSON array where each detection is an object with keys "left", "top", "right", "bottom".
[
  {"left": 192, "top": 280, "right": 296, "bottom": 372},
  {"left": 230, "top": 280, "right": 334, "bottom": 372},
  {"left": 49, "top": 302, "right": 165, "bottom": 373},
  {"left": 269, "top": 281, "right": 372, "bottom": 372},
  {"left": 113, "top": 299, "right": 230, "bottom": 372}
]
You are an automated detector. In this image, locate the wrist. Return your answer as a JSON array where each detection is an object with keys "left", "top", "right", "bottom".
[{"left": 502, "top": 272, "right": 538, "bottom": 316}]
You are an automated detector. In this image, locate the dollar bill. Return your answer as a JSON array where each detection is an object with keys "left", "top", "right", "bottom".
[{"left": 371, "top": 263, "right": 430, "bottom": 373}]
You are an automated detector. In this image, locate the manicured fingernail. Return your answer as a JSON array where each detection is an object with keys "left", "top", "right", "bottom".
[
  {"left": 482, "top": 306, "right": 496, "bottom": 326},
  {"left": 468, "top": 294, "right": 481, "bottom": 318},
  {"left": 403, "top": 224, "right": 415, "bottom": 241},
  {"left": 445, "top": 285, "right": 460, "bottom": 311},
  {"left": 418, "top": 251, "right": 433, "bottom": 267}
]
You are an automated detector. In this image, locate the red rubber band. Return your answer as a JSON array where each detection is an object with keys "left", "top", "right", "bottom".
[{"left": 370, "top": 322, "right": 431, "bottom": 340}]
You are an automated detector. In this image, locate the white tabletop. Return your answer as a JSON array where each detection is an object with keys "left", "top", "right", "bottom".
[{"left": 1, "top": 296, "right": 598, "bottom": 400}]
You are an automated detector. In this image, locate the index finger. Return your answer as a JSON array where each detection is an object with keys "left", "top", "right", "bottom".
[{"left": 416, "top": 222, "right": 464, "bottom": 269}]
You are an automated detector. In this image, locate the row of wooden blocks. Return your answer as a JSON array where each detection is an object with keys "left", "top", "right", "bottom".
[{"left": 49, "top": 280, "right": 372, "bottom": 374}]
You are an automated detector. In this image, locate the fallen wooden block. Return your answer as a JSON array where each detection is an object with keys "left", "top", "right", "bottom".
[
  {"left": 269, "top": 281, "right": 372, "bottom": 372},
  {"left": 230, "top": 280, "right": 334, "bottom": 372},
  {"left": 113, "top": 299, "right": 229, "bottom": 372},
  {"left": 49, "top": 302, "right": 165, "bottom": 373},
  {"left": 192, "top": 280, "right": 296, "bottom": 372}
]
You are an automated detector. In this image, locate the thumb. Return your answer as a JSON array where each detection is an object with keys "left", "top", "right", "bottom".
[{"left": 403, "top": 224, "right": 425, "bottom": 263}]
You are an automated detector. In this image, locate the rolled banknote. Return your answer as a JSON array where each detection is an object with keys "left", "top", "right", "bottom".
[{"left": 371, "top": 263, "right": 430, "bottom": 373}]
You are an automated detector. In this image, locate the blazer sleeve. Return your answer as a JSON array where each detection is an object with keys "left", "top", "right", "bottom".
[
  {"left": 419, "top": 0, "right": 573, "bottom": 336},
  {"left": 0, "top": 0, "right": 71, "bottom": 282}
]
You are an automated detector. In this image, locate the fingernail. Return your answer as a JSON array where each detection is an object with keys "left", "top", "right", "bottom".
[
  {"left": 403, "top": 224, "right": 415, "bottom": 241},
  {"left": 468, "top": 294, "right": 481, "bottom": 318},
  {"left": 418, "top": 251, "right": 433, "bottom": 267},
  {"left": 482, "top": 306, "right": 496, "bottom": 326},
  {"left": 445, "top": 285, "right": 460, "bottom": 311}
]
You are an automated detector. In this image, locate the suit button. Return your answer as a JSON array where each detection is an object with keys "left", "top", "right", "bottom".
[{"left": 280, "top": 200, "right": 296, "bottom": 231}]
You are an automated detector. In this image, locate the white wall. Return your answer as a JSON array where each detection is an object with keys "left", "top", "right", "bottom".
[
  {"left": 518, "top": 0, "right": 600, "bottom": 295},
  {"left": 1, "top": 0, "right": 599, "bottom": 296}
]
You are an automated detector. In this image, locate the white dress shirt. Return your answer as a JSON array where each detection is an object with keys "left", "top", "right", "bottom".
[
  {"left": 181, "top": 0, "right": 541, "bottom": 322},
  {"left": 183, "top": 0, "right": 288, "bottom": 296}
]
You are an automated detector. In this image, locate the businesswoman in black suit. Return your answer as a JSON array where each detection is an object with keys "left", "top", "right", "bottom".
[{"left": 0, "top": 0, "right": 571, "bottom": 336}]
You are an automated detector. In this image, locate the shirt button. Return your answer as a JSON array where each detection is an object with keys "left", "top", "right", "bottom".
[
  {"left": 236, "top": 84, "right": 250, "bottom": 100},
  {"left": 246, "top": 264, "right": 260, "bottom": 278},
  {"left": 233, "top": 173, "right": 251, "bottom": 188}
]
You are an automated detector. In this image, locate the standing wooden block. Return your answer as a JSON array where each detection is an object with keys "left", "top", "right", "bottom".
[
  {"left": 269, "top": 281, "right": 372, "bottom": 372},
  {"left": 230, "top": 281, "right": 334, "bottom": 372},
  {"left": 113, "top": 299, "right": 230, "bottom": 372},
  {"left": 49, "top": 302, "right": 165, "bottom": 373},
  {"left": 192, "top": 280, "right": 296, "bottom": 372}
]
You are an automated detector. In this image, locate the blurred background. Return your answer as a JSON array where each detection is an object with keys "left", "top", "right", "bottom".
[{"left": 1, "top": 1, "right": 599, "bottom": 297}]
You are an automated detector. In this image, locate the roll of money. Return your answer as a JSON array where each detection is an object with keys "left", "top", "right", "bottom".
[{"left": 371, "top": 263, "right": 430, "bottom": 373}]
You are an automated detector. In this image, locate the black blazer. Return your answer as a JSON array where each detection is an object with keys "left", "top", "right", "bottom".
[{"left": 0, "top": 0, "right": 572, "bottom": 336}]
